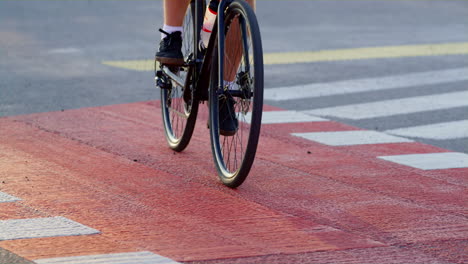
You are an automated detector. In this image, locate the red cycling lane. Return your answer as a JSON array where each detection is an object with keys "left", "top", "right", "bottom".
[{"left": 0, "top": 101, "right": 466, "bottom": 263}]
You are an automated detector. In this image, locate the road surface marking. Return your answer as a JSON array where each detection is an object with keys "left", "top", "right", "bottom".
[
  {"left": 244, "top": 110, "right": 327, "bottom": 124},
  {"left": 386, "top": 120, "right": 468, "bottom": 140},
  {"left": 103, "top": 59, "right": 155, "bottom": 71},
  {"left": 47, "top": 47, "right": 82, "bottom": 54},
  {"left": 263, "top": 42, "right": 468, "bottom": 65},
  {"left": 102, "top": 42, "right": 468, "bottom": 71},
  {"left": 305, "top": 90, "right": 468, "bottom": 120},
  {"left": 264, "top": 67, "right": 468, "bottom": 101},
  {"left": 0, "top": 217, "right": 99, "bottom": 241},
  {"left": 35, "top": 251, "right": 179, "bottom": 264},
  {"left": 378, "top": 152, "right": 468, "bottom": 170},
  {"left": 292, "top": 130, "right": 412, "bottom": 146},
  {"left": 0, "top": 191, "right": 20, "bottom": 203}
]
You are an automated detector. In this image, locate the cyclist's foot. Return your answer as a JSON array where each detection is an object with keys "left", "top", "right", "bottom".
[
  {"left": 219, "top": 96, "right": 238, "bottom": 136},
  {"left": 156, "top": 29, "right": 184, "bottom": 66}
]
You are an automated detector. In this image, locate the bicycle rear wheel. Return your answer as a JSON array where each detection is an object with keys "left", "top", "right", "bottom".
[
  {"left": 209, "top": 0, "right": 263, "bottom": 188},
  {"left": 159, "top": 2, "right": 199, "bottom": 152}
]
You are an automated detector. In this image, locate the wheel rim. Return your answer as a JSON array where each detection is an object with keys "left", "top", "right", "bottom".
[
  {"left": 160, "top": 5, "right": 197, "bottom": 148},
  {"left": 162, "top": 71, "right": 190, "bottom": 144},
  {"left": 212, "top": 4, "right": 262, "bottom": 179}
]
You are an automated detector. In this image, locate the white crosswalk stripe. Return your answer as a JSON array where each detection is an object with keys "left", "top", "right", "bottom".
[
  {"left": 292, "top": 130, "right": 413, "bottom": 146},
  {"left": 0, "top": 217, "right": 99, "bottom": 240},
  {"left": 378, "top": 152, "right": 468, "bottom": 170},
  {"left": 264, "top": 67, "right": 468, "bottom": 101},
  {"left": 263, "top": 67, "right": 468, "bottom": 160},
  {"left": 0, "top": 191, "right": 20, "bottom": 203},
  {"left": 35, "top": 251, "right": 180, "bottom": 264},
  {"left": 244, "top": 110, "right": 327, "bottom": 124},
  {"left": 386, "top": 120, "right": 468, "bottom": 140},
  {"left": 304, "top": 90, "right": 468, "bottom": 120}
]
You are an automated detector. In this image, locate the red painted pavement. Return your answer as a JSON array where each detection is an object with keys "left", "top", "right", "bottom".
[{"left": 0, "top": 101, "right": 466, "bottom": 263}]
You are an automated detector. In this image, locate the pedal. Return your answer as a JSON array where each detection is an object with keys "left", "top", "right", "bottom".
[
  {"left": 155, "top": 70, "right": 171, "bottom": 90},
  {"left": 156, "top": 70, "right": 163, "bottom": 78}
]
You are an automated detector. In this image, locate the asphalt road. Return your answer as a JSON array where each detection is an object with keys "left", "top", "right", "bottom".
[{"left": 1, "top": 0, "right": 467, "bottom": 153}]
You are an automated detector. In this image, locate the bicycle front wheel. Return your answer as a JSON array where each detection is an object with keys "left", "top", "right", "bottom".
[
  {"left": 209, "top": 0, "right": 263, "bottom": 188},
  {"left": 159, "top": 2, "right": 199, "bottom": 152}
]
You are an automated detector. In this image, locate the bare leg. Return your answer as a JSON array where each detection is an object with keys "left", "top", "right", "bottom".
[
  {"left": 217, "top": 0, "right": 256, "bottom": 136},
  {"left": 162, "top": 0, "right": 254, "bottom": 80},
  {"left": 224, "top": 0, "right": 255, "bottom": 82},
  {"left": 156, "top": 0, "right": 191, "bottom": 65},
  {"left": 164, "top": 0, "right": 191, "bottom": 27}
]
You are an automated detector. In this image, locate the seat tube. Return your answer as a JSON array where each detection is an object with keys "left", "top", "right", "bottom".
[
  {"left": 217, "top": 0, "right": 232, "bottom": 92},
  {"left": 195, "top": 0, "right": 204, "bottom": 59}
]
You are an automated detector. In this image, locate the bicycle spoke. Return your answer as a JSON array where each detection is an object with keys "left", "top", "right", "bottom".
[
  {"left": 159, "top": 3, "right": 198, "bottom": 152},
  {"left": 208, "top": 0, "right": 263, "bottom": 187},
  {"left": 219, "top": 10, "right": 255, "bottom": 174}
]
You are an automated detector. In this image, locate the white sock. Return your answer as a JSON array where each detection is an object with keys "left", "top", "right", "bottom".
[
  {"left": 224, "top": 80, "right": 236, "bottom": 89},
  {"left": 161, "top": 24, "right": 183, "bottom": 39}
]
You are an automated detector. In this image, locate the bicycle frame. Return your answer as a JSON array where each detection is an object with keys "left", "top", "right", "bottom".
[
  {"left": 193, "top": 0, "right": 235, "bottom": 101},
  {"left": 157, "top": 0, "right": 263, "bottom": 187}
]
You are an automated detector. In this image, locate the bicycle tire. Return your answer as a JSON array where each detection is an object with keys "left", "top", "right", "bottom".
[
  {"left": 209, "top": 0, "right": 264, "bottom": 188},
  {"left": 160, "top": 1, "right": 199, "bottom": 152}
]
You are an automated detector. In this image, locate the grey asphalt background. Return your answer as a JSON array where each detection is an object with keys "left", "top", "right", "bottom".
[
  {"left": 0, "top": 248, "right": 33, "bottom": 264},
  {"left": 1, "top": 0, "right": 467, "bottom": 148}
]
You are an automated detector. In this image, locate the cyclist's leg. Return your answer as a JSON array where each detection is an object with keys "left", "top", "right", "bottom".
[
  {"left": 218, "top": 0, "right": 256, "bottom": 136},
  {"left": 157, "top": 0, "right": 191, "bottom": 65},
  {"left": 209, "top": 0, "right": 263, "bottom": 187},
  {"left": 224, "top": 0, "right": 255, "bottom": 82},
  {"left": 163, "top": 0, "right": 191, "bottom": 28},
  {"left": 158, "top": 0, "right": 199, "bottom": 152}
]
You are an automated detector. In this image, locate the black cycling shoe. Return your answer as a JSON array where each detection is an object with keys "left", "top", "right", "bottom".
[
  {"left": 219, "top": 96, "right": 239, "bottom": 136},
  {"left": 156, "top": 29, "right": 184, "bottom": 66}
]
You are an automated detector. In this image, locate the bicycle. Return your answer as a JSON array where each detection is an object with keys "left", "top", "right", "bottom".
[{"left": 155, "top": 0, "right": 263, "bottom": 188}]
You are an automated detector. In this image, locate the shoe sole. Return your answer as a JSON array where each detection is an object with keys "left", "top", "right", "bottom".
[
  {"left": 156, "top": 56, "right": 185, "bottom": 66},
  {"left": 220, "top": 129, "right": 237, "bottom": 137},
  {"left": 207, "top": 121, "right": 238, "bottom": 137}
]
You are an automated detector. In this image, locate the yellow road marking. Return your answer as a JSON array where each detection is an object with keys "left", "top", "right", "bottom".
[
  {"left": 102, "top": 42, "right": 468, "bottom": 71},
  {"left": 265, "top": 42, "right": 468, "bottom": 64},
  {"left": 103, "top": 60, "right": 156, "bottom": 71}
]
